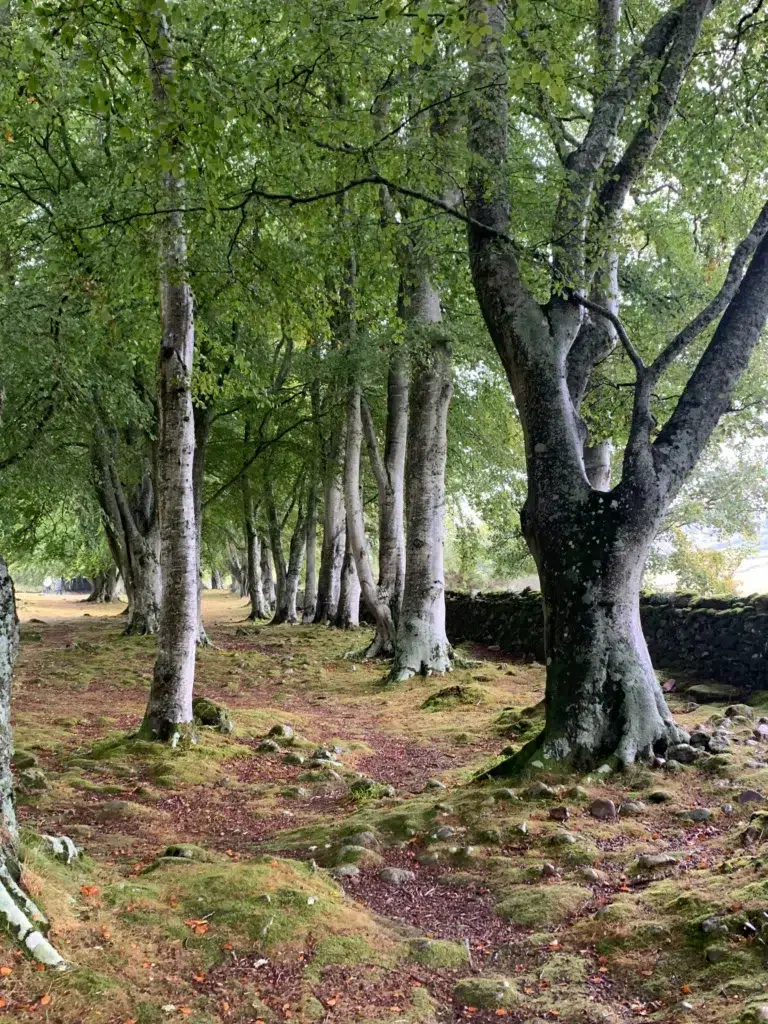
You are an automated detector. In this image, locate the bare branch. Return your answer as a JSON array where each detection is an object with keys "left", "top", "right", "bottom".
[
  {"left": 570, "top": 292, "right": 645, "bottom": 373},
  {"left": 652, "top": 229, "right": 768, "bottom": 500},
  {"left": 650, "top": 199, "right": 768, "bottom": 379},
  {"left": 595, "top": 0, "right": 713, "bottom": 228}
]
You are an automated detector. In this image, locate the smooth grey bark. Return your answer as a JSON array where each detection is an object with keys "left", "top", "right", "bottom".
[
  {"left": 0, "top": 557, "right": 65, "bottom": 967},
  {"left": 345, "top": 382, "right": 396, "bottom": 654},
  {"left": 86, "top": 565, "right": 118, "bottom": 603},
  {"left": 260, "top": 535, "right": 275, "bottom": 607},
  {"left": 266, "top": 484, "right": 307, "bottom": 625},
  {"left": 360, "top": 347, "right": 408, "bottom": 633},
  {"left": 228, "top": 547, "right": 247, "bottom": 597},
  {"left": 390, "top": 273, "right": 453, "bottom": 681},
  {"left": 211, "top": 569, "right": 223, "bottom": 590},
  {"left": 302, "top": 483, "right": 318, "bottom": 623},
  {"left": 314, "top": 418, "right": 346, "bottom": 623},
  {"left": 92, "top": 435, "right": 161, "bottom": 632},
  {"left": 243, "top": 477, "right": 268, "bottom": 620},
  {"left": 143, "top": 13, "right": 198, "bottom": 742},
  {"left": 334, "top": 527, "right": 361, "bottom": 629},
  {"left": 192, "top": 402, "right": 212, "bottom": 646},
  {"left": 466, "top": 0, "right": 768, "bottom": 771}
]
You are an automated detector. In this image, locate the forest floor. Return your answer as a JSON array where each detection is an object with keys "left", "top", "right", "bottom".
[{"left": 4, "top": 593, "right": 768, "bottom": 1024}]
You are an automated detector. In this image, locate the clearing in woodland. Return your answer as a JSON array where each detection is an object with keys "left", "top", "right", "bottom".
[{"left": 5, "top": 594, "right": 768, "bottom": 1024}]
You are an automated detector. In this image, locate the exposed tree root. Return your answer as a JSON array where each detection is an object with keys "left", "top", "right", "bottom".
[
  {"left": 477, "top": 712, "right": 689, "bottom": 780},
  {"left": 0, "top": 860, "right": 66, "bottom": 968}
]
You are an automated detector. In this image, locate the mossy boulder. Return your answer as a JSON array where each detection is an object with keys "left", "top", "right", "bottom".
[
  {"left": 421, "top": 685, "right": 484, "bottom": 711},
  {"left": 408, "top": 938, "right": 469, "bottom": 967},
  {"left": 331, "top": 845, "right": 384, "bottom": 868},
  {"left": 453, "top": 977, "right": 518, "bottom": 1009},
  {"left": 192, "top": 697, "right": 233, "bottom": 734},
  {"left": 496, "top": 884, "right": 590, "bottom": 926}
]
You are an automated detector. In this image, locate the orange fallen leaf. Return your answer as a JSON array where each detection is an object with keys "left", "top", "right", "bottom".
[
  {"left": 179, "top": 1010, "right": 192, "bottom": 1016},
  {"left": 0, "top": 999, "right": 6, "bottom": 1010},
  {"left": 193, "top": 974, "right": 205, "bottom": 982},
  {"left": 40, "top": 994, "right": 52, "bottom": 1006},
  {"left": 681, "top": 984, "right": 691, "bottom": 995},
  {"left": 80, "top": 886, "right": 100, "bottom": 897},
  {"left": 0, "top": 967, "right": 11, "bottom": 976},
  {"left": 495, "top": 1011, "right": 508, "bottom": 1017}
]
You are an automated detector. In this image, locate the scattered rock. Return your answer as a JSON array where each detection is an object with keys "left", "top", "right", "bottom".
[
  {"left": 738, "top": 789, "right": 766, "bottom": 804},
  {"left": 334, "top": 845, "right": 384, "bottom": 868},
  {"left": 192, "top": 697, "right": 233, "bottom": 734},
  {"left": 330, "top": 864, "right": 360, "bottom": 879},
  {"left": 379, "top": 866, "right": 415, "bottom": 885},
  {"left": 516, "top": 821, "right": 529, "bottom": 835},
  {"left": 581, "top": 867, "right": 605, "bottom": 883},
  {"left": 721, "top": 803, "right": 734, "bottom": 815},
  {"left": 596, "top": 763, "right": 612, "bottom": 776},
  {"left": 708, "top": 734, "right": 732, "bottom": 754},
  {"left": 344, "top": 831, "right": 380, "bottom": 849},
  {"left": 282, "top": 786, "right": 309, "bottom": 799},
  {"left": 433, "top": 826, "right": 455, "bottom": 840},
  {"left": 687, "top": 683, "right": 742, "bottom": 703},
  {"left": 619, "top": 801, "right": 645, "bottom": 817},
  {"left": 17, "top": 767, "right": 48, "bottom": 792},
  {"left": 12, "top": 751, "right": 38, "bottom": 770},
  {"left": 433, "top": 802, "right": 453, "bottom": 813},
  {"left": 495, "top": 788, "right": 519, "bottom": 801},
  {"left": 424, "top": 778, "right": 446, "bottom": 791},
  {"left": 312, "top": 748, "right": 337, "bottom": 762},
  {"left": 726, "top": 704, "right": 754, "bottom": 720},
  {"left": 588, "top": 798, "right": 616, "bottom": 820},
  {"left": 635, "top": 852, "right": 679, "bottom": 871},
  {"left": 283, "top": 752, "right": 305, "bottom": 766},
  {"left": 745, "top": 760, "right": 768, "bottom": 769},
  {"left": 664, "top": 759, "right": 685, "bottom": 772},
  {"left": 268, "top": 723, "right": 295, "bottom": 740},
  {"left": 421, "top": 685, "right": 485, "bottom": 710},
  {"left": 417, "top": 851, "right": 440, "bottom": 865},
  {"left": 667, "top": 743, "right": 701, "bottom": 764},
  {"left": 701, "top": 917, "right": 729, "bottom": 935},
  {"left": 678, "top": 807, "right": 712, "bottom": 823},
  {"left": 566, "top": 785, "right": 590, "bottom": 801},
  {"left": 257, "top": 739, "right": 281, "bottom": 754},
  {"left": 548, "top": 805, "right": 570, "bottom": 822},
  {"left": 453, "top": 977, "right": 517, "bottom": 1010},
  {"left": 523, "top": 782, "right": 556, "bottom": 800},
  {"left": 755, "top": 724, "right": 768, "bottom": 741},
  {"left": 541, "top": 862, "right": 558, "bottom": 877}
]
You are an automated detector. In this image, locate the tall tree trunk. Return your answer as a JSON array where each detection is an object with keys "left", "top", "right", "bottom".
[
  {"left": 93, "top": 441, "right": 161, "bottom": 634},
  {"left": 391, "top": 275, "right": 453, "bottom": 681},
  {"left": 302, "top": 483, "right": 318, "bottom": 623},
  {"left": 0, "top": 556, "right": 65, "bottom": 967},
  {"left": 285, "top": 508, "right": 308, "bottom": 624},
  {"left": 334, "top": 528, "right": 360, "bottom": 629},
  {"left": 314, "top": 419, "right": 346, "bottom": 623},
  {"left": 143, "top": 13, "right": 197, "bottom": 742},
  {"left": 344, "top": 382, "right": 395, "bottom": 654},
  {"left": 210, "top": 569, "right": 222, "bottom": 590},
  {"left": 243, "top": 474, "right": 268, "bottom": 620},
  {"left": 260, "top": 535, "right": 275, "bottom": 607},
  {"left": 266, "top": 485, "right": 289, "bottom": 624},
  {"left": 359, "top": 347, "right": 408, "bottom": 653},
  {"left": 193, "top": 403, "right": 212, "bottom": 646},
  {"left": 86, "top": 572, "right": 107, "bottom": 603}
]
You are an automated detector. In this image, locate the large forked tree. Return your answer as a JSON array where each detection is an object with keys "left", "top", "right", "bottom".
[{"left": 466, "top": 0, "right": 768, "bottom": 770}]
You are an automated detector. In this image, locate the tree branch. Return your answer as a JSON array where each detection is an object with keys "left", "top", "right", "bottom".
[
  {"left": 650, "top": 199, "right": 768, "bottom": 379},
  {"left": 570, "top": 292, "right": 644, "bottom": 373}
]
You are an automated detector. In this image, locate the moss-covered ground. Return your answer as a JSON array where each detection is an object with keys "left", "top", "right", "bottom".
[{"left": 5, "top": 592, "right": 768, "bottom": 1024}]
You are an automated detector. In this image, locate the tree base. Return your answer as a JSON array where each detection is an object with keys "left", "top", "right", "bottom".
[
  {"left": 478, "top": 714, "right": 688, "bottom": 780},
  {"left": 124, "top": 618, "right": 158, "bottom": 637},
  {"left": 138, "top": 717, "right": 198, "bottom": 746},
  {"left": 0, "top": 859, "right": 66, "bottom": 968}
]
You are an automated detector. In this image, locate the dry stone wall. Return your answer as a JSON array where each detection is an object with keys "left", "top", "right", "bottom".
[{"left": 445, "top": 590, "right": 768, "bottom": 692}]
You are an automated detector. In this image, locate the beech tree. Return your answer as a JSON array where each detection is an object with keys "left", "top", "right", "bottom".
[
  {"left": 465, "top": 0, "right": 768, "bottom": 769},
  {"left": 141, "top": 9, "right": 198, "bottom": 742}
]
